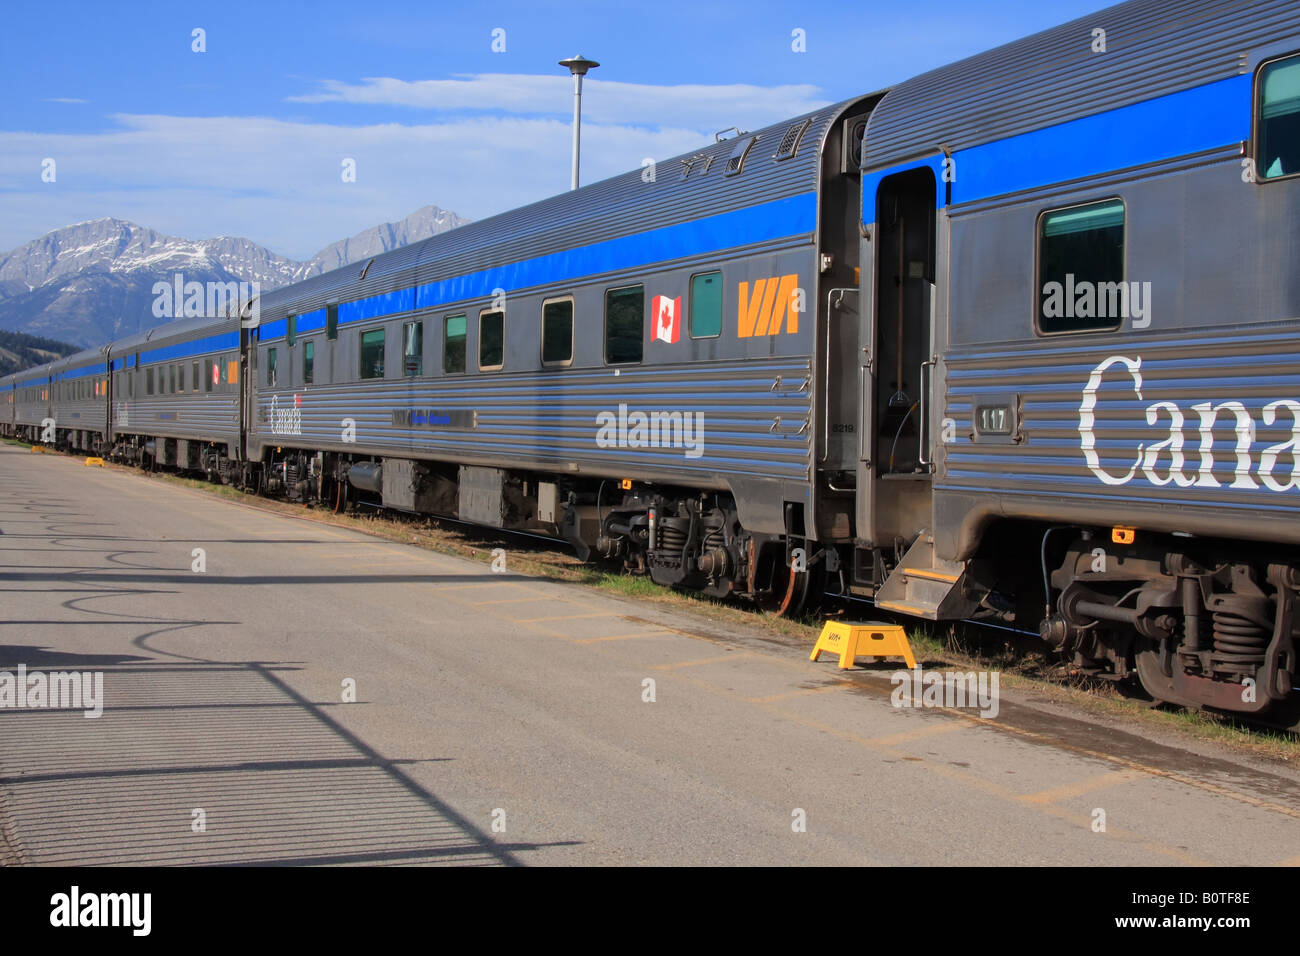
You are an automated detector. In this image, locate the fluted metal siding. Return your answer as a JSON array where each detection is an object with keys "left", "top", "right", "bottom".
[
  {"left": 250, "top": 358, "right": 813, "bottom": 485},
  {"left": 864, "top": 0, "right": 1300, "bottom": 170},
  {"left": 939, "top": 326, "right": 1300, "bottom": 538},
  {"left": 112, "top": 393, "right": 241, "bottom": 450}
]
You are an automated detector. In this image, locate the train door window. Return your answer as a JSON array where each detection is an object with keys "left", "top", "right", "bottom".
[
  {"left": 1257, "top": 53, "right": 1300, "bottom": 180},
  {"left": 479, "top": 310, "right": 504, "bottom": 371},
  {"left": 360, "top": 328, "right": 385, "bottom": 379},
  {"left": 303, "top": 340, "right": 315, "bottom": 384},
  {"left": 326, "top": 304, "right": 338, "bottom": 340},
  {"left": 192, "top": 362, "right": 199, "bottom": 392},
  {"left": 604, "top": 284, "right": 644, "bottom": 364},
  {"left": 444, "top": 315, "right": 466, "bottom": 374},
  {"left": 402, "top": 321, "right": 423, "bottom": 376},
  {"left": 286, "top": 314, "right": 297, "bottom": 347},
  {"left": 690, "top": 271, "right": 722, "bottom": 338},
  {"left": 1036, "top": 198, "right": 1125, "bottom": 334},
  {"left": 541, "top": 297, "right": 573, "bottom": 366},
  {"left": 267, "top": 348, "right": 278, "bottom": 386},
  {"left": 204, "top": 359, "right": 213, "bottom": 392}
]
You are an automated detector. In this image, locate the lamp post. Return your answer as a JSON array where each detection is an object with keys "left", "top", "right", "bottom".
[{"left": 558, "top": 54, "right": 599, "bottom": 190}]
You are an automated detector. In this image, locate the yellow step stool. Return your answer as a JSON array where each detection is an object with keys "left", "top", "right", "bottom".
[{"left": 810, "top": 621, "right": 917, "bottom": 670}]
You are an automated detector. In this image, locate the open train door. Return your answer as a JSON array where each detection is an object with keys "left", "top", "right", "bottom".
[{"left": 859, "top": 164, "right": 974, "bottom": 618}]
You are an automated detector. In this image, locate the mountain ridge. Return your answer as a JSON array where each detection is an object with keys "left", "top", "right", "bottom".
[{"left": 0, "top": 205, "right": 471, "bottom": 347}]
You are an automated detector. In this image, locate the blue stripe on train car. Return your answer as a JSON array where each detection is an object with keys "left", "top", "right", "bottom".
[
  {"left": 137, "top": 330, "right": 240, "bottom": 367},
  {"left": 297, "top": 308, "right": 327, "bottom": 333},
  {"left": 255, "top": 192, "right": 819, "bottom": 342},
  {"left": 862, "top": 74, "right": 1251, "bottom": 217}
]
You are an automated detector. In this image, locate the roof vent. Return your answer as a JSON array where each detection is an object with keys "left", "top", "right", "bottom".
[
  {"left": 773, "top": 119, "right": 810, "bottom": 161},
  {"left": 724, "top": 135, "right": 758, "bottom": 176},
  {"left": 359, "top": 257, "right": 375, "bottom": 281}
]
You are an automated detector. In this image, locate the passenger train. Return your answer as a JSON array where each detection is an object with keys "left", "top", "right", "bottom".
[{"left": 4, "top": 0, "right": 1299, "bottom": 722}]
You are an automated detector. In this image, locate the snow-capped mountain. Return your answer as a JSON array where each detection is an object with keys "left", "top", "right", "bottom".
[{"left": 0, "top": 206, "right": 470, "bottom": 347}]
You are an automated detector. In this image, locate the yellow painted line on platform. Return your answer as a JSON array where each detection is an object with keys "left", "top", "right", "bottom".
[
  {"left": 869, "top": 721, "right": 970, "bottom": 748},
  {"left": 746, "top": 683, "right": 849, "bottom": 704},
  {"left": 512, "top": 611, "right": 620, "bottom": 623},
  {"left": 470, "top": 595, "right": 562, "bottom": 606},
  {"left": 574, "top": 630, "right": 675, "bottom": 645},
  {"left": 652, "top": 653, "right": 753, "bottom": 671},
  {"left": 1017, "top": 770, "right": 1141, "bottom": 805}
]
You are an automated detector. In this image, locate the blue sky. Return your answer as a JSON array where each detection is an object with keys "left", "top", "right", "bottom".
[{"left": 0, "top": 0, "right": 1115, "bottom": 260}]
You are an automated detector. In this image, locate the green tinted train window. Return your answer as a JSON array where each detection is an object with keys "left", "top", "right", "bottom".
[
  {"left": 1259, "top": 53, "right": 1300, "bottom": 180},
  {"left": 605, "top": 285, "right": 643, "bottom": 364},
  {"left": 1036, "top": 199, "right": 1125, "bottom": 335},
  {"left": 690, "top": 271, "right": 722, "bottom": 338},
  {"left": 444, "top": 315, "right": 466, "bottom": 374},
  {"left": 267, "top": 348, "right": 278, "bottom": 387},
  {"left": 303, "top": 341, "right": 314, "bottom": 384},
  {"left": 359, "top": 328, "right": 385, "bottom": 379}
]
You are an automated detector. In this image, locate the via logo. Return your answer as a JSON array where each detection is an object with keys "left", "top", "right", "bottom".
[
  {"left": 738, "top": 275, "right": 803, "bottom": 337},
  {"left": 652, "top": 295, "right": 680, "bottom": 344}
]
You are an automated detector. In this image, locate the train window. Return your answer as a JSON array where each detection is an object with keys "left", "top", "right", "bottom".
[
  {"left": 228, "top": 360, "right": 239, "bottom": 386},
  {"left": 303, "top": 341, "right": 315, "bottom": 384},
  {"left": 444, "top": 315, "right": 466, "bottom": 374},
  {"left": 169, "top": 366, "right": 177, "bottom": 394},
  {"left": 1257, "top": 53, "right": 1300, "bottom": 181},
  {"left": 1035, "top": 198, "right": 1125, "bottom": 335},
  {"left": 360, "top": 328, "right": 385, "bottom": 379},
  {"left": 192, "top": 362, "right": 199, "bottom": 392},
  {"left": 147, "top": 368, "right": 154, "bottom": 395},
  {"left": 479, "top": 310, "right": 504, "bottom": 371},
  {"left": 541, "top": 297, "right": 573, "bottom": 366},
  {"left": 604, "top": 285, "right": 644, "bottom": 364},
  {"left": 326, "top": 304, "right": 338, "bottom": 340},
  {"left": 402, "top": 321, "right": 423, "bottom": 377},
  {"left": 267, "top": 348, "right": 278, "bottom": 387},
  {"left": 690, "top": 272, "right": 723, "bottom": 338},
  {"left": 204, "top": 359, "right": 213, "bottom": 393},
  {"left": 287, "top": 314, "right": 297, "bottom": 347}
]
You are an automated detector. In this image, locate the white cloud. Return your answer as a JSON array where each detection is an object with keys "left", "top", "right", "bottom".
[
  {"left": 288, "top": 73, "right": 831, "bottom": 132},
  {"left": 0, "top": 111, "right": 714, "bottom": 260}
]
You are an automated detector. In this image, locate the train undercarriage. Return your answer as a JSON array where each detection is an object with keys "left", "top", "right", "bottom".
[{"left": 1035, "top": 529, "right": 1300, "bottom": 723}]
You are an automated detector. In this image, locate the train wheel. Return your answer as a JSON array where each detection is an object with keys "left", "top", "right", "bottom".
[{"left": 761, "top": 550, "right": 828, "bottom": 618}]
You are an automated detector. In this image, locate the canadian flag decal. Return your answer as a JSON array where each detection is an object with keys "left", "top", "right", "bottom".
[{"left": 652, "top": 295, "right": 681, "bottom": 344}]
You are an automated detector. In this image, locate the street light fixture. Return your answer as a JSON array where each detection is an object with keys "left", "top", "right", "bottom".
[{"left": 558, "top": 54, "right": 599, "bottom": 190}]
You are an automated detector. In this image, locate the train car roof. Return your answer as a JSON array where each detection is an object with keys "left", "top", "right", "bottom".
[
  {"left": 107, "top": 313, "right": 242, "bottom": 357},
  {"left": 50, "top": 347, "right": 108, "bottom": 376},
  {"left": 863, "top": 0, "right": 1300, "bottom": 172},
  {"left": 252, "top": 95, "right": 876, "bottom": 327}
]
